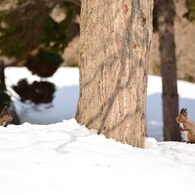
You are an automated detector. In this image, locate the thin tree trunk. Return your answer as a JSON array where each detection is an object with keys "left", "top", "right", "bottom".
[
  {"left": 76, "top": 0, "right": 153, "bottom": 147},
  {"left": 0, "top": 60, "right": 5, "bottom": 86},
  {"left": 157, "top": 0, "right": 181, "bottom": 141}
]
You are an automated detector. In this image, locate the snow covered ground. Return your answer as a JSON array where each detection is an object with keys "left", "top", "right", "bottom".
[{"left": 0, "top": 67, "right": 195, "bottom": 195}]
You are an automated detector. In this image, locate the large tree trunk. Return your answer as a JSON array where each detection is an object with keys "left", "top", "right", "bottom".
[
  {"left": 157, "top": 0, "right": 181, "bottom": 141},
  {"left": 76, "top": 0, "right": 153, "bottom": 148}
]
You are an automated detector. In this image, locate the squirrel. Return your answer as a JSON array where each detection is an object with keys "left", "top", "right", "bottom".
[
  {"left": 0, "top": 106, "right": 13, "bottom": 127},
  {"left": 176, "top": 108, "right": 195, "bottom": 143}
]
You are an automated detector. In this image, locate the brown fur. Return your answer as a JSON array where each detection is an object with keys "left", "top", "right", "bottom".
[
  {"left": 176, "top": 108, "right": 195, "bottom": 143},
  {"left": 0, "top": 106, "right": 13, "bottom": 126},
  {"left": 0, "top": 114, "right": 13, "bottom": 126}
]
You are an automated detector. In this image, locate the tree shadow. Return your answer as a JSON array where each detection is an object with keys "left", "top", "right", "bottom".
[{"left": 13, "top": 85, "right": 79, "bottom": 124}]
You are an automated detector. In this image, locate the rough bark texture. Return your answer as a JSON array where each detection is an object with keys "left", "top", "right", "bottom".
[
  {"left": 157, "top": 0, "right": 181, "bottom": 141},
  {"left": 76, "top": 0, "right": 153, "bottom": 148}
]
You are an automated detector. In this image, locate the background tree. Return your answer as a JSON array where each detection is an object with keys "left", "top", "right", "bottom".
[
  {"left": 0, "top": 0, "right": 80, "bottom": 65},
  {"left": 76, "top": 0, "right": 153, "bottom": 148},
  {"left": 0, "top": 60, "right": 11, "bottom": 111},
  {"left": 156, "top": 0, "right": 181, "bottom": 141}
]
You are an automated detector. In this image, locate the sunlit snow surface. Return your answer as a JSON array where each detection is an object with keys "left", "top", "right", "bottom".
[{"left": 1, "top": 67, "right": 195, "bottom": 195}]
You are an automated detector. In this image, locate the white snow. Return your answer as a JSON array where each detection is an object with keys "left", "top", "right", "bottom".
[
  {"left": 1, "top": 67, "right": 195, "bottom": 195},
  {"left": 5, "top": 67, "right": 79, "bottom": 124}
]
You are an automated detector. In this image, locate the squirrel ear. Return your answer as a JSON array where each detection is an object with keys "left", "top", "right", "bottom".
[{"left": 180, "top": 107, "right": 187, "bottom": 115}]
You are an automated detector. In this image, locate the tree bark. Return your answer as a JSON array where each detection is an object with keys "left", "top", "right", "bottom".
[
  {"left": 0, "top": 60, "right": 5, "bottom": 86},
  {"left": 76, "top": 0, "right": 153, "bottom": 148},
  {"left": 157, "top": 0, "right": 181, "bottom": 141}
]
